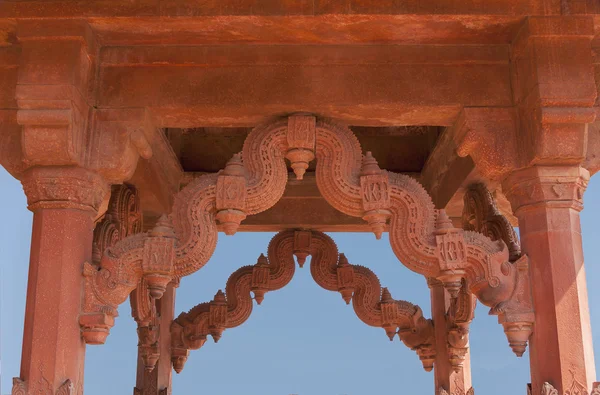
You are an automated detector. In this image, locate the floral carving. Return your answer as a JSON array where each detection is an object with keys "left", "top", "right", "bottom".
[
  {"left": 171, "top": 230, "right": 435, "bottom": 373},
  {"left": 462, "top": 183, "right": 521, "bottom": 262},
  {"left": 20, "top": 166, "right": 108, "bottom": 213}
]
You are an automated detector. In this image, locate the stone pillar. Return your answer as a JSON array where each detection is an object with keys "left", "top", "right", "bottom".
[
  {"left": 429, "top": 279, "right": 473, "bottom": 395},
  {"left": 13, "top": 166, "right": 108, "bottom": 394},
  {"left": 503, "top": 166, "right": 596, "bottom": 394},
  {"left": 4, "top": 21, "right": 153, "bottom": 394},
  {"left": 134, "top": 281, "right": 178, "bottom": 395}
]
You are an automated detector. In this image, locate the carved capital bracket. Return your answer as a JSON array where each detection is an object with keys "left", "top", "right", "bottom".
[
  {"left": 82, "top": 213, "right": 176, "bottom": 345},
  {"left": 12, "top": 377, "right": 74, "bottom": 395},
  {"left": 93, "top": 184, "right": 143, "bottom": 263},
  {"left": 502, "top": 166, "right": 589, "bottom": 214},
  {"left": 20, "top": 166, "right": 109, "bottom": 214},
  {"left": 462, "top": 183, "right": 521, "bottom": 262}
]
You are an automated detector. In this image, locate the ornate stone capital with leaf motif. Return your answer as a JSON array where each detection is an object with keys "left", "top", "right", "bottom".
[{"left": 20, "top": 166, "right": 109, "bottom": 214}]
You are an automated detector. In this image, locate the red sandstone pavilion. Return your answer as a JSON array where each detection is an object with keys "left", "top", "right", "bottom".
[{"left": 1, "top": 1, "right": 600, "bottom": 394}]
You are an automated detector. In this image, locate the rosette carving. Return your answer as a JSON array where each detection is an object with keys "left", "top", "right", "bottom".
[{"left": 171, "top": 230, "right": 435, "bottom": 373}]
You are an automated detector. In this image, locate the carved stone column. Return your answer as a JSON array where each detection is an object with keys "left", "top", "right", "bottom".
[
  {"left": 503, "top": 166, "right": 596, "bottom": 394},
  {"left": 13, "top": 166, "right": 108, "bottom": 395},
  {"left": 133, "top": 280, "right": 178, "bottom": 395},
  {"left": 428, "top": 279, "right": 473, "bottom": 395}
]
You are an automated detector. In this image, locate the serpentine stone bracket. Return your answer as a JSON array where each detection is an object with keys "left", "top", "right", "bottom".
[
  {"left": 170, "top": 230, "right": 436, "bottom": 373},
  {"left": 86, "top": 114, "right": 534, "bottom": 355}
]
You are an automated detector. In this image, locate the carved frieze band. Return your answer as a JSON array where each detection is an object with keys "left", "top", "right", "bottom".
[{"left": 170, "top": 230, "right": 436, "bottom": 373}]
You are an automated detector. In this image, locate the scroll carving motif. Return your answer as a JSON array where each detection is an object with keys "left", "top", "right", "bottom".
[
  {"left": 81, "top": 215, "right": 176, "bottom": 345},
  {"left": 171, "top": 230, "right": 435, "bottom": 373},
  {"left": 92, "top": 184, "right": 142, "bottom": 264},
  {"left": 462, "top": 183, "right": 521, "bottom": 262}
]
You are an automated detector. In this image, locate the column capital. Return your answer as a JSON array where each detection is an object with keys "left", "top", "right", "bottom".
[
  {"left": 502, "top": 166, "right": 589, "bottom": 214},
  {"left": 20, "top": 166, "right": 109, "bottom": 214}
]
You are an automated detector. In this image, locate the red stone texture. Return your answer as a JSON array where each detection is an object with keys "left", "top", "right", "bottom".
[{"left": 1, "top": 3, "right": 600, "bottom": 394}]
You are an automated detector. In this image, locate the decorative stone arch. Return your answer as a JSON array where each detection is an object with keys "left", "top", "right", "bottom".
[
  {"left": 83, "top": 114, "right": 533, "bottom": 363},
  {"left": 169, "top": 230, "right": 439, "bottom": 374}
]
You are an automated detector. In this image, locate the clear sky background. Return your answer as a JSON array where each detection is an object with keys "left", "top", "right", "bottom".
[{"left": 2, "top": 165, "right": 600, "bottom": 395}]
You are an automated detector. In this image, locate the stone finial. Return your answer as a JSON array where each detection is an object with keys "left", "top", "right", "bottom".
[
  {"left": 336, "top": 254, "right": 355, "bottom": 305},
  {"left": 251, "top": 254, "right": 270, "bottom": 305},
  {"left": 209, "top": 290, "right": 227, "bottom": 343},
  {"left": 360, "top": 152, "right": 391, "bottom": 239},
  {"left": 216, "top": 153, "right": 248, "bottom": 236},
  {"left": 293, "top": 230, "right": 312, "bottom": 268},
  {"left": 150, "top": 214, "right": 176, "bottom": 239},
  {"left": 361, "top": 151, "right": 381, "bottom": 176},
  {"left": 435, "top": 209, "right": 454, "bottom": 234},
  {"left": 286, "top": 115, "right": 316, "bottom": 180}
]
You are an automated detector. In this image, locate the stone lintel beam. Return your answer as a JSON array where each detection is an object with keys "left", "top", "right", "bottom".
[
  {"left": 0, "top": 1, "right": 571, "bottom": 18},
  {"left": 98, "top": 43, "right": 512, "bottom": 128}
]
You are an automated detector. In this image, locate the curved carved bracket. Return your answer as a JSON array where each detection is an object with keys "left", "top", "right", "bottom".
[
  {"left": 87, "top": 115, "right": 534, "bottom": 356},
  {"left": 170, "top": 230, "right": 435, "bottom": 373},
  {"left": 462, "top": 183, "right": 521, "bottom": 262}
]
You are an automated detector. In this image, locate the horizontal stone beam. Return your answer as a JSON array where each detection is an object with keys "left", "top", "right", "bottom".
[
  {"left": 0, "top": 2, "right": 561, "bottom": 19},
  {"left": 98, "top": 45, "right": 511, "bottom": 127}
]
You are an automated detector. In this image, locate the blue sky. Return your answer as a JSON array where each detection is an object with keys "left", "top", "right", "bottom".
[{"left": 2, "top": 166, "right": 600, "bottom": 395}]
